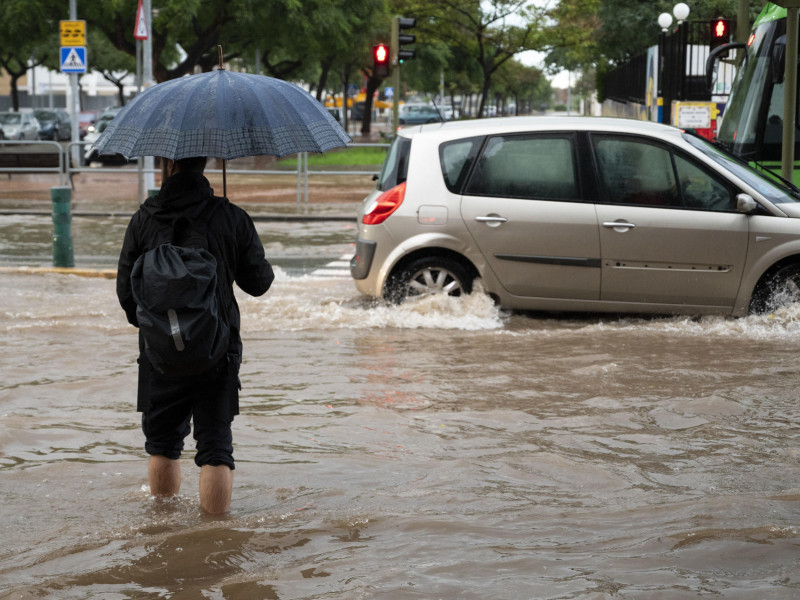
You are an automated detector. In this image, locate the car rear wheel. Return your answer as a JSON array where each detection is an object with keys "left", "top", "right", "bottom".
[
  {"left": 385, "top": 256, "right": 473, "bottom": 303},
  {"left": 749, "top": 263, "right": 800, "bottom": 314}
]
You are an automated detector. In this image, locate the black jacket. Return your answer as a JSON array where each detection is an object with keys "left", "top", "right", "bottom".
[{"left": 117, "top": 171, "right": 274, "bottom": 360}]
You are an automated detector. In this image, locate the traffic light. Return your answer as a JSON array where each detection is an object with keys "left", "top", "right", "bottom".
[
  {"left": 710, "top": 17, "right": 730, "bottom": 52},
  {"left": 373, "top": 43, "right": 389, "bottom": 78},
  {"left": 392, "top": 16, "right": 416, "bottom": 64}
]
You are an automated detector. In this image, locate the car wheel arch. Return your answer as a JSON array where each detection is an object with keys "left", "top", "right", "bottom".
[
  {"left": 383, "top": 247, "right": 480, "bottom": 300},
  {"left": 748, "top": 255, "right": 800, "bottom": 314}
]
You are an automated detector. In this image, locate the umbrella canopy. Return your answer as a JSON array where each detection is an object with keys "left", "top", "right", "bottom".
[{"left": 92, "top": 69, "right": 350, "bottom": 161}]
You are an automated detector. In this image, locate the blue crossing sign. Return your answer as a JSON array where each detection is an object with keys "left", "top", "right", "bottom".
[{"left": 60, "top": 46, "right": 87, "bottom": 73}]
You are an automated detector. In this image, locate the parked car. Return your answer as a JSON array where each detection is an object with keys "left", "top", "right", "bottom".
[
  {"left": 350, "top": 116, "right": 800, "bottom": 317},
  {"left": 34, "top": 109, "right": 71, "bottom": 141},
  {"left": 398, "top": 104, "right": 444, "bottom": 126},
  {"left": 78, "top": 110, "right": 98, "bottom": 139},
  {"left": 83, "top": 107, "right": 129, "bottom": 165},
  {"left": 327, "top": 107, "right": 342, "bottom": 124},
  {"left": 0, "top": 111, "right": 41, "bottom": 140}
]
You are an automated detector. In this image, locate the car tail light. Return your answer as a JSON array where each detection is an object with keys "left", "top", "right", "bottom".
[{"left": 362, "top": 182, "right": 406, "bottom": 225}]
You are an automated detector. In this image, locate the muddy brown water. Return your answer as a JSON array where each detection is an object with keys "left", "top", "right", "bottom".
[{"left": 0, "top": 201, "right": 799, "bottom": 598}]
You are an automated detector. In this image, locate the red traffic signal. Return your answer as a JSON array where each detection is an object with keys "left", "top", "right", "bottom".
[
  {"left": 710, "top": 18, "right": 730, "bottom": 49},
  {"left": 373, "top": 43, "right": 389, "bottom": 78}
]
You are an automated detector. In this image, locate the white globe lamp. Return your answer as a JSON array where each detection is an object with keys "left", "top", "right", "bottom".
[{"left": 673, "top": 3, "right": 690, "bottom": 23}]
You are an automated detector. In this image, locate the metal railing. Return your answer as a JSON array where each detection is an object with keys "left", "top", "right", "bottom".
[
  {"left": 0, "top": 140, "right": 66, "bottom": 186},
  {"left": 61, "top": 141, "right": 389, "bottom": 205}
]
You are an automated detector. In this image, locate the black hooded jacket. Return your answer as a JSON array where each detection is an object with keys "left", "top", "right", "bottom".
[{"left": 117, "top": 170, "right": 274, "bottom": 361}]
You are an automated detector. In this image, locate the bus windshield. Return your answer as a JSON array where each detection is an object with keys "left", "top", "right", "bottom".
[
  {"left": 684, "top": 133, "right": 800, "bottom": 205},
  {"left": 716, "top": 18, "right": 779, "bottom": 160}
]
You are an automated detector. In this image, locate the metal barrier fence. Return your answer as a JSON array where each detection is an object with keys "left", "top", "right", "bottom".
[
  {"left": 0, "top": 139, "right": 388, "bottom": 204},
  {"left": 0, "top": 140, "right": 66, "bottom": 186},
  {"left": 66, "top": 141, "right": 389, "bottom": 204}
]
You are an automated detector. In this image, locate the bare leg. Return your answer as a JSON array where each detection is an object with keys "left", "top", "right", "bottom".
[
  {"left": 199, "top": 464, "right": 233, "bottom": 514},
  {"left": 149, "top": 455, "right": 181, "bottom": 496}
]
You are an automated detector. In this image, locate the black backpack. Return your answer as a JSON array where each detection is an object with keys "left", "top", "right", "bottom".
[{"left": 130, "top": 202, "right": 230, "bottom": 377}]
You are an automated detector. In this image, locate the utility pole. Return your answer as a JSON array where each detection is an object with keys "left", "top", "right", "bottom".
[
  {"left": 391, "top": 18, "right": 400, "bottom": 133},
  {"left": 143, "top": 0, "right": 155, "bottom": 193},
  {"left": 69, "top": 0, "right": 80, "bottom": 168}
]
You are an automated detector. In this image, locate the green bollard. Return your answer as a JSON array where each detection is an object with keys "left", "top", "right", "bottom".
[{"left": 50, "top": 186, "right": 74, "bottom": 268}]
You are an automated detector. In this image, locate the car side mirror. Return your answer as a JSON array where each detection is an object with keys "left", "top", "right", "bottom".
[{"left": 737, "top": 193, "right": 758, "bottom": 214}]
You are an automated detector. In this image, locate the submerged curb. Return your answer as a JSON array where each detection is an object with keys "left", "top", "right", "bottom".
[
  {"left": 0, "top": 266, "right": 117, "bottom": 279},
  {"left": 0, "top": 209, "right": 356, "bottom": 222}
]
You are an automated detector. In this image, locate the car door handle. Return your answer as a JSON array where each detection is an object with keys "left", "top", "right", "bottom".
[
  {"left": 602, "top": 221, "right": 636, "bottom": 230},
  {"left": 475, "top": 216, "right": 508, "bottom": 224}
]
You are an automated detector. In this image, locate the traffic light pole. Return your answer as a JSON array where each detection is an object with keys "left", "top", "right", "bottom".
[
  {"left": 391, "top": 17, "right": 400, "bottom": 134},
  {"left": 389, "top": 16, "right": 416, "bottom": 134}
]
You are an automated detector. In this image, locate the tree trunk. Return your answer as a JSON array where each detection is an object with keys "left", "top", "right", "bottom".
[
  {"left": 361, "top": 72, "right": 382, "bottom": 136},
  {"left": 10, "top": 75, "right": 21, "bottom": 111},
  {"left": 478, "top": 73, "right": 492, "bottom": 118},
  {"left": 316, "top": 56, "right": 334, "bottom": 102}
]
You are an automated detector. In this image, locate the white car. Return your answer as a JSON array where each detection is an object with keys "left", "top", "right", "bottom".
[
  {"left": 0, "top": 112, "right": 41, "bottom": 140},
  {"left": 83, "top": 107, "right": 128, "bottom": 165},
  {"left": 351, "top": 116, "right": 800, "bottom": 317}
]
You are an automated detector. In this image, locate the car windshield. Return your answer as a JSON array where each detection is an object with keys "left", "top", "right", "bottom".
[
  {"left": 35, "top": 111, "right": 56, "bottom": 120},
  {"left": 0, "top": 114, "right": 21, "bottom": 125},
  {"left": 683, "top": 133, "right": 800, "bottom": 204}
]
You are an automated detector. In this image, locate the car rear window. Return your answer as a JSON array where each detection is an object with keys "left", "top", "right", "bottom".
[
  {"left": 377, "top": 136, "right": 411, "bottom": 191},
  {"left": 465, "top": 134, "right": 579, "bottom": 201},
  {"left": 439, "top": 137, "right": 482, "bottom": 192}
]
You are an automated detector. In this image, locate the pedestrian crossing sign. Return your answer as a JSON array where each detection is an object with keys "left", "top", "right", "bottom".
[{"left": 60, "top": 46, "right": 87, "bottom": 73}]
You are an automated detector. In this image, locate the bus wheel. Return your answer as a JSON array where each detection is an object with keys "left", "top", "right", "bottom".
[{"left": 749, "top": 263, "right": 800, "bottom": 314}]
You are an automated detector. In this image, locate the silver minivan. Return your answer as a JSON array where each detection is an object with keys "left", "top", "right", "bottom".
[{"left": 350, "top": 116, "right": 800, "bottom": 316}]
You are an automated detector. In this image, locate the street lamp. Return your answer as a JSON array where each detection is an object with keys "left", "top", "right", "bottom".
[
  {"left": 658, "top": 13, "right": 673, "bottom": 31},
  {"left": 673, "top": 2, "right": 690, "bottom": 23}
]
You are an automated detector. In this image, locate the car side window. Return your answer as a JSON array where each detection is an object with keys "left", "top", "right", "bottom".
[
  {"left": 593, "top": 136, "right": 680, "bottom": 207},
  {"left": 465, "top": 134, "right": 579, "bottom": 201},
  {"left": 673, "top": 153, "right": 736, "bottom": 211},
  {"left": 439, "top": 137, "right": 481, "bottom": 193},
  {"left": 378, "top": 137, "right": 411, "bottom": 191}
]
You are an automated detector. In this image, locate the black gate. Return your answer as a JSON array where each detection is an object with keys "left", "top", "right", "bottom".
[{"left": 605, "top": 19, "right": 736, "bottom": 125}]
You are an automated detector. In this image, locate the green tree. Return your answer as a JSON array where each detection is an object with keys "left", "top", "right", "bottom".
[
  {"left": 494, "top": 59, "right": 551, "bottom": 114},
  {"left": 85, "top": 29, "right": 136, "bottom": 106},
  {"left": 0, "top": 0, "right": 61, "bottom": 110},
  {"left": 80, "top": 0, "right": 236, "bottom": 83},
  {"left": 396, "top": 0, "right": 547, "bottom": 117}
]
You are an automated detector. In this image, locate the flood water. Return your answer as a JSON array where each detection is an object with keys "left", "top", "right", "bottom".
[{"left": 1, "top": 213, "right": 799, "bottom": 598}]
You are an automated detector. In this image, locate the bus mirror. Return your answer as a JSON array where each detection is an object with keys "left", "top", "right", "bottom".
[
  {"left": 705, "top": 42, "right": 747, "bottom": 91},
  {"left": 772, "top": 35, "right": 786, "bottom": 84},
  {"left": 737, "top": 193, "right": 758, "bottom": 214}
]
